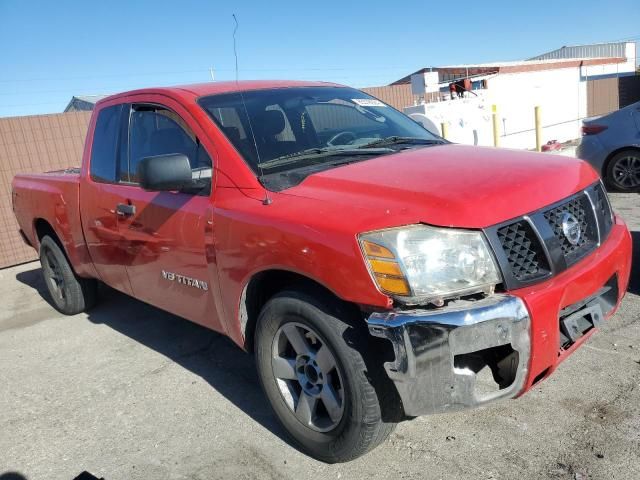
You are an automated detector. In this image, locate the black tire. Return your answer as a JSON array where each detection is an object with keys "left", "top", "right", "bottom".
[
  {"left": 39, "top": 235, "right": 97, "bottom": 315},
  {"left": 254, "top": 289, "right": 396, "bottom": 463},
  {"left": 605, "top": 149, "right": 640, "bottom": 192}
]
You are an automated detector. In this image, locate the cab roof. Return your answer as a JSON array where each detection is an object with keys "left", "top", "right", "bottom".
[{"left": 97, "top": 80, "right": 344, "bottom": 107}]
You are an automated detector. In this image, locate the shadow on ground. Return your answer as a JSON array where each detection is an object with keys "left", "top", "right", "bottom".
[
  {"left": 0, "top": 472, "right": 28, "bottom": 480},
  {"left": 14, "top": 268, "right": 295, "bottom": 452}
]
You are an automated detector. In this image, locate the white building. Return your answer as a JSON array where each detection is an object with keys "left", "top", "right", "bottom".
[{"left": 400, "top": 41, "right": 637, "bottom": 149}]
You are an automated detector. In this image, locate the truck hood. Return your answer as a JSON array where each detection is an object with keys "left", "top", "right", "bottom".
[{"left": 281, "top": 144, "right": 599, "bottom": 229}]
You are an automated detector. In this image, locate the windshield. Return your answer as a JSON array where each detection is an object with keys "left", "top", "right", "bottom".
[{"left": 198, "top": 86, "right": 441, "bottom": 180}]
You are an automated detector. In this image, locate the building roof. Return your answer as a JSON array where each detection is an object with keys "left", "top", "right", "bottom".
[
  {"left": 529, "top": 41, "right": 632, "bottom": 61},
  {"left": 391, "top": 56, "right": 625, "bottom": 85},
  {"left": 73, "top": 94, "right": 109, "bottom": 103},
  {"left": 64, "top": 95, "right": 109, "bottom": 112}
]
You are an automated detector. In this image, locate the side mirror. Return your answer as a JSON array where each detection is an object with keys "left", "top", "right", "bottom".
[{"left": 137, "top": 154, "right": 193, "bottom": 192}]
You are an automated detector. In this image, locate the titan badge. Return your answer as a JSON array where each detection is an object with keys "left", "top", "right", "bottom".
[{"left": 162, "top": 270, "right": 209, "bottom": 291}]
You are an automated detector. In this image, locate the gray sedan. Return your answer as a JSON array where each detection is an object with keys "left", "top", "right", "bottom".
[{"left": 577, "top": 100, "right": 640, "bottom": 192}]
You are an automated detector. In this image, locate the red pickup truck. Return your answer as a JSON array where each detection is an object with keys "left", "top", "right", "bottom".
[{"left": 12, "top": 81, "right": 632, "bottom": 462}]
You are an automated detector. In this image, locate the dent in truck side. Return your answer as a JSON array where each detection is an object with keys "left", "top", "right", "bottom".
[
  {"left": 12, "top": 173, "right": 98, "bottom": 280},
  {"left": 78, "top": 94, "right": 228, "bottom": 335}
]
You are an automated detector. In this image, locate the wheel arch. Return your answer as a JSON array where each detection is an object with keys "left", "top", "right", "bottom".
[
  {"left": 239, "top": 269, "right": 358, "bottom": 352},
  {"left": 32, "top": 216, "right": 98, "bottom": 279},
  {"left": 33, "top": 218, "right": 73, "bottom": 268},
  {"left": 34, "top": 218, "right": 61, "bottom": 249}
]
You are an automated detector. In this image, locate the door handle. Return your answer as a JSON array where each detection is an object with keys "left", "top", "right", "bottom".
[{"left": 116, "top": 203, "right": 136, "bottom": 217}]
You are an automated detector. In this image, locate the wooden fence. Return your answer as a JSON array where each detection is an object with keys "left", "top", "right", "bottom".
[{"left": 0, "top": 111, "right": 91, "bottom": 268}]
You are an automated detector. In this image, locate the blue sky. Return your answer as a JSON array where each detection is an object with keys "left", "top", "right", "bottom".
[{"left": 1, "top": 0, "right": 638, "bottom": 117}]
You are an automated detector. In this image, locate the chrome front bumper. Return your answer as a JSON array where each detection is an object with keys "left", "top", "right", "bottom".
[{"left": 367, "top": 295, "right": 531, "bottom": 417}]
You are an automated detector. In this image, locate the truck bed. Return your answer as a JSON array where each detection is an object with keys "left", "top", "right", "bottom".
[{"left": 12, "top": 170, "right": 95, "bottom": 277}]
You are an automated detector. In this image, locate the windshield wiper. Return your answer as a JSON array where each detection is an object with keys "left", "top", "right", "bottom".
[
  {"left": 357, "top": 136, "right": 445, "bottom": 149},
  {"left": 257, "top": 146, "right": 393, "bottom": 170}
]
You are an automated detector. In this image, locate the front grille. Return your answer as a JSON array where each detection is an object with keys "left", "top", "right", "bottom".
[
  {"left": 497, "top": 221, "right": 549, "bottom": 281},
  {"left": 485, "top": 182, "right": 614, "bottom": 290},
  {"left": 543, "top": 195, "right": 596, "bottom": 265}
]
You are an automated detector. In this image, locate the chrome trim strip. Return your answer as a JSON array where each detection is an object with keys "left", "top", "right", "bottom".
[
  {"left": 584, "top": 189, "right": 601, "bottom": 247},
  {"left": 523, "top": 213, "right": 555, "bottom": 274},
  {"left": 598, "top": 180, "right": 615, "bottom": 226}
]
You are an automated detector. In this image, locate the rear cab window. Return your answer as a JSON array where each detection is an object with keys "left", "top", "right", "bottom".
[{"left": 90, "top": 104, "right": 124, "bottom": 183}]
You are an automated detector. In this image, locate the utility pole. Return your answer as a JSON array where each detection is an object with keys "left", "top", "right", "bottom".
[{"left": 209, "top": 67, "right": 215, "bottom": 81}]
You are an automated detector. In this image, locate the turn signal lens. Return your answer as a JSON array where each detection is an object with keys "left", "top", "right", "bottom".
[
  {"left": 369, "top": 259, "right": 403, "bottom": 276},
  {"left": 362, "top": 240, "right": 395, "bottom": 259},
  {"left": 375, "top": 274, "right": 411, "bottom": 295},
  {"left": 361, "top": 240, "right": 411, "bottom": 296}
]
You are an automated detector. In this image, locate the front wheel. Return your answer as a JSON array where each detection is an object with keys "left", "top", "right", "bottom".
[
  {"left": 254, "top": 290, "right": 396, "bottom": 463},
  {"left": 605, "top": 149, "right": 640, "bottom": 192}
]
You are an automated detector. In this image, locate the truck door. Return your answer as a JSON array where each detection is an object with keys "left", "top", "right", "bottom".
[
  {"left": 115, "top": 103, "right": 224, "bottom": 333},
  {"left": 80, "top": 103, "right": 133, "bottom": 295}
]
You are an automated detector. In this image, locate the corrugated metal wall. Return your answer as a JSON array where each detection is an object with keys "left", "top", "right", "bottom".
[
  {"left": 530, "top": 42, "right": 628, "bottom": 60},
  {"left": 587, "top": 77, "right": 620, "bottom": 117},
  {"left": 0, "top": 111, "right": 91, "bottom": 268}
]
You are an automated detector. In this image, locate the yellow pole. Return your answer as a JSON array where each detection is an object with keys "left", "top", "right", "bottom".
[
  {"left": 492, "top": 105, "right": 500, "bottom": 147},
  {"left": 534, "top": 106, "right": 542, "bottom": 152},
  {"left": 440, "top": 122, "right": 448, "bottom": 140}
]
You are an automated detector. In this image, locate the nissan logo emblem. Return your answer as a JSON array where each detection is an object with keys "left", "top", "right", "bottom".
[{"left": 561, "top": 213, "right": 582, "bottom": 246}]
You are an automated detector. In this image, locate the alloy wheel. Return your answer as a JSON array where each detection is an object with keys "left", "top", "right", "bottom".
[
  {"left": 271, "top": 322, "right": 345, "bottom": 432},
  {"left": 611, "top": 154, "right": 640, "bottom": 190}
]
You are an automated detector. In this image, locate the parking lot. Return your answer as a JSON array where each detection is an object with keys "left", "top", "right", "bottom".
[{"left": 0, "top": 192, "right": 638, "bottom": 480}]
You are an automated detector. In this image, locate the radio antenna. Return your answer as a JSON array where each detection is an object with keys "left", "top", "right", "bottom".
[
  {"left": 232, "top": 14, "right": 239, "bottom": 82},
  {"left": 232, "top": 14, "right": 272, "bottom": 205}
]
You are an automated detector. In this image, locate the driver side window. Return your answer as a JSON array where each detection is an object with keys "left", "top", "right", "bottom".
[{"left": 126, "top": 105, "right": 212, "bottom": 195}]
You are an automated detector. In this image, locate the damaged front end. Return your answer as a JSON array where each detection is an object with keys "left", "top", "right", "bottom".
[{"left": 367, "top": 295, "right": 530, "bottom": 417}]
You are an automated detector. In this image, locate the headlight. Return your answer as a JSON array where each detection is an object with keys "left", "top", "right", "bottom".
[{"left": 359, "top": 225, "right": 502, "bottom": 304}]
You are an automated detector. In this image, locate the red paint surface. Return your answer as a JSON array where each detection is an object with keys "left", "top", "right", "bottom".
[
  {"left": 514, "top": 216, "right": 632, "bottom": 390},
  {"left": 11, "top": 81, "right": 633, "bottom": 400}
]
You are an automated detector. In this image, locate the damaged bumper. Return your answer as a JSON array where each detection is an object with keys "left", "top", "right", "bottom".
[{"left": 367, "top": 295, "right": 531, "bottom": 417}]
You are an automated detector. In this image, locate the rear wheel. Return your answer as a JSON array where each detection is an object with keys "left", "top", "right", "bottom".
[
  {"left": 39, "top": 235, "right": 97, "bottom": 315},
  {"left": 605, "top": 149, "right": 640, "bottom": 192},
  {"left": 254, "top": 290, "right": 396, "bottom": 463}
]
